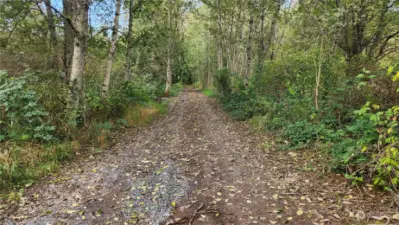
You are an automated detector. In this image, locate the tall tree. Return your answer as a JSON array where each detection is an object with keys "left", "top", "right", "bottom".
[
  {"left": 244, "top": 1, "right": 254, "bottom": 86},
  {"left": 102, "top": 0, "right": 122, "bottom": 96},
  {"left": 63, "top": 0, "right": 74, "bottom": 82},
  {"left": 125, "top": 0, "right": 135, "bottom": 81},
  {"left": 257, "top": 0, "right": 267, "bottom": 74},
  {"left": 67, "top": 0, "right": 89, "bottom": 119},
  {"left": 164, "top": 0, "right": 174, "bottom": 96},
  {"left": 43, "top": 0, "right": 63, "bottom": 71},
  {"left": 264, "top": 0, "right": 281, "bottom": 61},
  {"left": 216, "top": 0, "right": 223, "bottom": 70}
]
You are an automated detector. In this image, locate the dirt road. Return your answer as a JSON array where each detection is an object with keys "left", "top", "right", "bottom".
[{"left": 3, "top": 89, "right": 396, "bottom": 225}]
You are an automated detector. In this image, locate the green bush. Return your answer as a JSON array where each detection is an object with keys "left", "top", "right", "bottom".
[
  {"left": 0, "top": 72, "right": 56, "bottom": 142},
  {"left": 203, "top": 89, "right": 215, "bottom": 97},
  {"left": 330, "top": 102, "right": 399, "bottom": 190},
  {"left": 222, "top": 90, "right": 252, "bottom": 120},
  {"left": 213, "top": 69, "right": 233, "bottom": 98},
  {"left": 280, "top": 120, "right": 342, "bottom": 150}
]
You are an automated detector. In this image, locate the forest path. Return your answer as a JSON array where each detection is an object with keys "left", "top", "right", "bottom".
[{"left": 4, "top": 88, "right": 395, "bottom": 225}]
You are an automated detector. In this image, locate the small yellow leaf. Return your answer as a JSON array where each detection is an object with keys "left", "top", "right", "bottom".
[
  {"left": 372, "top": 104, "right": 380, "bottom": 110},
  {"left": 393, "top": 71, "right": 399, "bottom": 82},
  {"left": 388, "top": 128, "right": 393, "bottom": 134},
  {"left": 287, "top": 217, "right": 293, "bottom": 221},
  {"left": 297, "top": 209, "right": 304, "bottom": 216},
  {"left": 171, "top": 201, "right": 176, "bottom": 207}
]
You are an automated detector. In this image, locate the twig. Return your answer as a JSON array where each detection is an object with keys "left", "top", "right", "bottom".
[{"left": 189, "top": 202, "right": 204, "bottom": 225}]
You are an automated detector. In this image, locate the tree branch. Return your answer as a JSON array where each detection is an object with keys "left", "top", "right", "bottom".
[{"left": 29, "top": 0, "right": 78, "bottom": 34}]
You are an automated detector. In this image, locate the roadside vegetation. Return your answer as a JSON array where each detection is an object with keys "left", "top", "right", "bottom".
[
  {"left": 0, "top": 0, "right": 187, "bottom": 191},
  {"left": 189, "top": 1, "right": 399, "bottom": 192},
  {"left": 0, "top": 0, "right": 398, "bottom": 199}
]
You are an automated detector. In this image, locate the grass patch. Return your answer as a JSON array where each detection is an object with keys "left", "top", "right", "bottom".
[
  {"left": 203, "top": 89, "right": 215, "bottom": 97},
  {"left": 0, "top": 142, "right": 76, "bottom": 189},
  {"left": 124, "top": 102, "right": 167, "bottom": 127},
  {"left": 0, "top": 102, "right": 167, "bottom": 191}
]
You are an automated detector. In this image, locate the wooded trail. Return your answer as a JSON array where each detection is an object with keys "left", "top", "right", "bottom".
[{"left": 3, "top": 89, "right": 395, "bottom": 225}]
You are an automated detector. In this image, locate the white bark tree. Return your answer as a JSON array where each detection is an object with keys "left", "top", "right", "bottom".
[
  {"left": 125, "top": 0, "right": 135, "bottom": 81},
  {"left": 102, "top": 0, "right": 122, "bottom": 96},
  {"left": 67, "top": 0, "right": 89, "bottom": 119},
  {"left": 43, "top": 0, "right": 63, "bottom": 71}
]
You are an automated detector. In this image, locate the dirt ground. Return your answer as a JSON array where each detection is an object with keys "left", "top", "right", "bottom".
[{"left": 2, "top": 89, "right": 398, "bottom": 225}]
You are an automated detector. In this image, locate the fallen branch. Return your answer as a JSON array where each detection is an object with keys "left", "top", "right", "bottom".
[{"left": 189, "top": 203, "right": 204, "bottom": 225}]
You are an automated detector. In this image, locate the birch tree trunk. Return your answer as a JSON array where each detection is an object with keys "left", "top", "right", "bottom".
[
  {"left": 63, "top": 0, "right": 74, "bottom": 83},
  {"left": 217, "top": 0, "right": 223, "bottom": 70},
  {"left": 44, "top": 0, "right": 63, "bottom": 71},
  {"left": 315, "top": 35, "right": 324, "bottom": 111},
  {"left": 164, "top": 0, "right": 174, "bottom": 96},
  {"left": 125, "top": 0, "right": 135, "bottom": 81},
  {"left": 102, "top": 0, "right": 122, "bottom": 96},
  {"left": 68, "top": 0, "right": 89, "bottom": 119},
  {"left": 244, "top": 2, "right": 254, "bottom": 87},
  {"left": 165, "top": 48, "right": 172, "bottom": 96},
  {"left": 257, "top": 6, "right": 266, "bottom": 74},
  {"left": 264, "top": 0, "right": 281, "bottom": 61}
]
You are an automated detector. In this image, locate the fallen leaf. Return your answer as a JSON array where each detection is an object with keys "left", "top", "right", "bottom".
[
  {"left": 297, "top": 209, "right": 303, "bottom": 216},
  {"left": 266, "top": 207, "right": 283, "bottom": 214}
]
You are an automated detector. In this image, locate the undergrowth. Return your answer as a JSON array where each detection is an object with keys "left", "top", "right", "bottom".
[
  {"left": 210, "top": 67, "right": 399, "bottom": 192},
  {"left": 0, "top": 71, "right": 172, "bottom": 190}
]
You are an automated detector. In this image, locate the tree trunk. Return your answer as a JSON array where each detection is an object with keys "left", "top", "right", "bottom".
[
  {"left": 44, "top": 0, "right": 63, "bottom": 71},
  {"left": 68, "top": 0, "right": 89, "bottom": 118},
  {"left": 164, "top": 0, "right": 174, "bottom": 96},
  {"left": 257, "top": 6, "right": 266, "bottom": 74},
  {"left": 244, "top": 2, "right": 254, "bottom": 87},
  {"left": 232, "top": 4, "right": 244, "bottom": 74},
  {"left": 125, "top": 0, "right": 135, "bottom": 81},
  {"left": 217, "top": 0, "right": 223, "bottom": 70},
  {"left": 264, "top": 0, "right": 281, "bottom": 61},
  {"left": 63, "top": 0, "right": 74, "bottom": 83},
  {"left": 315, "top": 36, "right": 324, "bottom": 111},
  {"left": 165, "top": 49, "right": 172, "bottom": 96},
  {"left": 102, "top": 0, "right": 122, "bottom": 96}
]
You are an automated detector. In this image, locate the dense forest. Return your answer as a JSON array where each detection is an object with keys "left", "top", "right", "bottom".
[{"left": 0, "top": 0, "right": 399, "bottom": 224}]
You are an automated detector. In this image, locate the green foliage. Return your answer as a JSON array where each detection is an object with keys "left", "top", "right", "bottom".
[
  {"left": 0, "top": 142, "right": 74, "bottom": 188},
  {"left": 213, "top": 69, "right": 233, "bottom": 98},
  {"left": 203, "top": 89, "right": 215, "bottom": 97},
  {"left": 281, "top": 120, "right": 342, "bottom": 150},
  {"left": 222, "top": 90, "right": 253, "bottom": 121},
  {"left": 0, "top": 72, "right": 55, "bottom": 142},
  {"left": 330, "top": 102, "right": 399, "bottom": 190},
  {"left": 169, "top": 82, "right": 184, "bottom": 97}
]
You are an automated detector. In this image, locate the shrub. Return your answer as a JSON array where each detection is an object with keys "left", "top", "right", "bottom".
[
  {"left": 281, "top": 120, "right": 342, "bottom": 150},
  {"left": 0, "top": 72, "right": 56, "bottom": 142},
  {"left": 203, "top": 89, "right": 215, "bottom": 97},
  {"left": 222, "top": 90, "right": 252, "bottom": 120},
  {"left": 330, "top": 102, "right": 399, "bottom": 190},
  {"left": 213, "top": 69, "right": 233, "bottom": 98}
]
